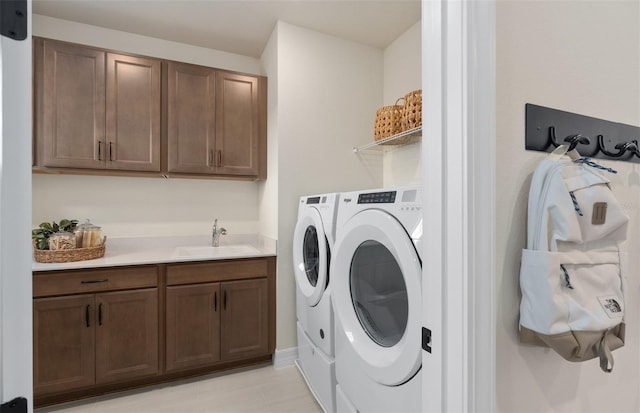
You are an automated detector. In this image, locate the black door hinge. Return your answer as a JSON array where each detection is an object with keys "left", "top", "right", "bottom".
[
  {"left": 422, "top": 327, "right": 432, "bottom": 353},
  {"left": 1, "top": 397, "right": 27, "bottom": 413},
  {"left": 1, "top": 0, "right": 28, "bottom": 41}
]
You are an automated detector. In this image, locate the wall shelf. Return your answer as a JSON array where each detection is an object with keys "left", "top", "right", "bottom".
[{"left": 353, "top": 126, "right": 422, "bottom": 152}]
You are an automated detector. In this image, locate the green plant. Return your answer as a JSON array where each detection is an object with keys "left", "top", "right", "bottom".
[{"left": 32, "top": 219, "right": 78, "bottom": 250}]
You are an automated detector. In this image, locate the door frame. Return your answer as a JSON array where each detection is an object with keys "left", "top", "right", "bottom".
[
  {"left": 421, "top": 0, "right": 496, "bottom": 411},
  {"left": 0, "top": 0, "right": 34, "bottom": 410}
]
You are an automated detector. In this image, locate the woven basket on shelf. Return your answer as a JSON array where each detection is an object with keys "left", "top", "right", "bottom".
[
  {"left": 373, "top": 98, "right": 405, "bottom": 144},
  {"left": 401, "top": 89, "right": 422, "bottom": 131},
  {"left": 33, "top": 237, "right": 107, "bottom": 263}
]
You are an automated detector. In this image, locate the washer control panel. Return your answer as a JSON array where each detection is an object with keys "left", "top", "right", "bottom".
[{"left": 358, "top": 191, "right": 396, "bottom": 204}]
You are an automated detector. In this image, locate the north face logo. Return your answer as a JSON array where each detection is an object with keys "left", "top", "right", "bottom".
[
  {"left": 604, "top": 299, "right": 622, "bottom": 313},
  {"left": 598, "top": 296, "right": 624, "bottom": 318}
]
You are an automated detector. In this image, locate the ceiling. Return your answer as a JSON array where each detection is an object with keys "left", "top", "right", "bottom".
[{"left": 33, "top": 0, "right": 421, "bottom": 57}]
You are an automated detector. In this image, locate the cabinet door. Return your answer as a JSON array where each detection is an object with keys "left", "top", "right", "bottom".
[
  {"left": 33, "top": 295, "right": 95, "bottom": 395},
  {"left": 221, "top": 278, "right": 269, "bottom": 361},
  {"left": 41, "top": 39, "right": 105, "bottom": 169},
  {"left": 166, "top": 283, "right": 221, "bottom": 372},
  {"left": 215, "top": 72, "right": 259, "bottom": 176},
  {"left": 95, "top": 288, "right": 159, "bottom": 384},
  {"left": 106, "top": 54, "right": 161, "bottom": 171},
  {"left": 166, "top": 61, "right": 216, "bottom": 174}
]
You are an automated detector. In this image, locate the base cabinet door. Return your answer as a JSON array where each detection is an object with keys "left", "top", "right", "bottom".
[
  {"left": 165, "top": 283, "right": 221, "bottom": 372},
  {"left": 95, "top": 288, "right": 159, "bottom": 384},
  {"left": 33, "top": 295, "right": 95, "bottom": 395},
  {"left": 221, "top": 278, "right": 269, "bottom": 361}
]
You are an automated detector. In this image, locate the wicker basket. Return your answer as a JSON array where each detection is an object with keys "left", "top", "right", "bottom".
[
  {"left": 374, "top": 98, "right": 404, "bottom": 144},
  {"left": 33, "top": 237, "right": 107, "bottom": 263},
  {"left": 401, "top": 89, "right": 422, "bottom": 131}
]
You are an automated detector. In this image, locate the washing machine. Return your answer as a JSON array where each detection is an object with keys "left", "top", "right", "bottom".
[
  {"left": 332, "top": 186, "right": 422, "bottom": 413},
  {"left": 293, "top": 192, "right": 340, "bottom": 412}
]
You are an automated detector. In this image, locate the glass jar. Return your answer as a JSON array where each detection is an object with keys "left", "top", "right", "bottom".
[
  {"left": 76, "top": 219, "right": 102, "bottom": 248},
  {"left": 49, "top": 230, "right": 76, "bottom": 250}
]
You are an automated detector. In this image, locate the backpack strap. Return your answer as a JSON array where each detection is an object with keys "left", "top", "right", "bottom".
[
  {"left": 546, "top": 145, "right": 581, "bottom": 161},
  {"left": 598, "top": 329, "right": 614, "bottom": 373}
]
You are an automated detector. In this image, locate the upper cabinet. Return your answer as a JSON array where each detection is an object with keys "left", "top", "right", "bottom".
[
  {"left": 33, "top": 37, "right": 267, "bottom": 180},
  {"left": 34, "top": 38, "right": 161, "bottom": 172},
  {"left": 166, "top": 62, "right": 216, "bottom": 174},
  {"left": 166, "top": 63, "right": 264, "bottom": 177}
]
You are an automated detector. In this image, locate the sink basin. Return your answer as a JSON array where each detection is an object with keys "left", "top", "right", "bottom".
[{"left": 173, "top": 245, "right": 261, "bottom": 258}]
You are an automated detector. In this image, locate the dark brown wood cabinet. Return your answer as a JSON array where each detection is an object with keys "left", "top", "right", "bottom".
[
  {"left": 166, "top": 61, "right": 216, "bottom": 174},
  {"left": 33, "top": 294, "right": 95, "bottom": 395},
  {"left": 33, "top": 266, "right": 159, "bottom": 397},
  {"left": 220, "top": 278, "right": 269, "bottom": 361},
  {"left": 34, "top": 37, "right": 267, "bottom": 180},
  {"left": 215, "top": 71, "right": 260, "bottom": 176},
  {"left": 95, "top": 288, "right": 159, "bottom": 384},
  {"left": 166, "top": 64, "right": 265, "bottom": 178},
  {"left": 34, "top": 38, "right": 161, "bottom": 172},
  {"left": 164, "top": 259, "right": 274, "bottom": 372},
  {"left": 34, "top": 257, "right": 276, "bottom": 408},
  {"left": 165, "top": 283, "right": 221, "bottom": 371}
]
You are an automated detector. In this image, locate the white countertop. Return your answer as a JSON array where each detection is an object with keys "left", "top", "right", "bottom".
[{"left": 32, "top": 234, "right": 277, "bottom": 272}]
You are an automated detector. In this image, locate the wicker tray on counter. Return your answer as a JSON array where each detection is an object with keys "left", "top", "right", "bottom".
[{"left": 33, "top": 237, "right": 107, "bottom": 263}]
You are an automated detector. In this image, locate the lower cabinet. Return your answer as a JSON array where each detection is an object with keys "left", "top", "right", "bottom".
[
  {"left": 33, "top": 257, "right": 276, "bottom": 407},
  {"left": 33, "top": 288, "right": 158, "bottom": 395},
  {"left": 164, "top": 259, "right": 272, "bottom": 372},
  {"left": 165, "top": 278, "right": 269, "bottom": 372}
]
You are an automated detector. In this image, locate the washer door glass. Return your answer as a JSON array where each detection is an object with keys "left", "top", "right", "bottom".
[
  {"left": 293, "top": 207, "right": 330, "bottom": 306},
  {"left": 350, "top": 240, "right": 408, "bottom": 347},
  {"left": 303, "top": 226, "right": 320, "bottom": 287}
]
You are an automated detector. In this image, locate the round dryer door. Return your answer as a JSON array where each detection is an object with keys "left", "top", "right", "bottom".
[
  {"left": 332, "top": 209, "right": 422, "bottom": 386},
  {"left": 293, "top": 207, "right": 330, "bottom": 306}
]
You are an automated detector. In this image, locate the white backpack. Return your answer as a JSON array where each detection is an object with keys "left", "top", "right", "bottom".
[{"left": 519, "top": 147, "right": 629, "bottom": 372}]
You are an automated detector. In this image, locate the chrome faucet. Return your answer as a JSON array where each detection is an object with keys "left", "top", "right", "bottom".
[{"left": 212, "top": 219, "right": 227, "bottom": 247}]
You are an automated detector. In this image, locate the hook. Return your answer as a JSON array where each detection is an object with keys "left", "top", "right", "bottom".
[
  {"left": 598, "top": 134, "right": 640, "bottom": 158},
  {"left": 549, "top": 127, "right": 591, "bottom": 151}
]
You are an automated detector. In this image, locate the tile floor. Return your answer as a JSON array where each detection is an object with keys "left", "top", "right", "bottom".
[{"left": 35, "top": 364, "right": 323, "bottom": 413}]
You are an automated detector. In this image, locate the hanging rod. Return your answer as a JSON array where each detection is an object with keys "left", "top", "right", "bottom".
[{"left": 525, "top": 103, "right": 640, "bottom": 163}]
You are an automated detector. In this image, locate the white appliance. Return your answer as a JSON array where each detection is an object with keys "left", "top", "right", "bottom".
[
  {"left": 332, "top": 186, "right": 422, "bottom": 413},
  {"left": 293, "top": 192, "right": 340, "bottom": 412}
]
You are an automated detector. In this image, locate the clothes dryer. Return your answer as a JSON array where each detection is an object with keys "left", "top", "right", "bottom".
[
  {"left": 332, "top": 186, "right": 422, "bottom": 413},
  {"left": 293, "top": 192, "right": 340, "bottom": 412}
]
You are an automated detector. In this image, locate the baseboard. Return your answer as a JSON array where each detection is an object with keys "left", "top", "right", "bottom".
[{"left": 273, "top": 347, "right": 298, "bottom": 369}]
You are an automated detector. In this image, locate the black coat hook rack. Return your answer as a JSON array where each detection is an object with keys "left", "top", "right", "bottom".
[{"left": 525, "top": 103, "right": 640, "bottom": 164}]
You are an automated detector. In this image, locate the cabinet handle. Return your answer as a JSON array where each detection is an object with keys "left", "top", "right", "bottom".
[
  {"left": 217, "top": 150, "right": 222, "bottom": 167},
  {"left": 85, "top": 305, "right": 91, "bottom": 328},
  {"left": 98, "top": 303, "right": 103, "bottom": 326},
  {"left": 81, "top": 279, "right": 108, "bottom": 284},
  {"left": 97, "top": 141, "right": 103, "bottom": 161},
  {"left": 223, "top": 290, "right": 227, "bottom": 310},
  {"left": 209, "top": 150, "right": 213, "bottom": 166},
  {"left": 214, "top": 291, "right": 217, "bottom": 312},
  {"left": 109, "top": 142, "right": 114, "bottom": 162}
]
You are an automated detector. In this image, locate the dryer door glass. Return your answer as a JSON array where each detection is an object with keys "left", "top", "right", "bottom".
[
  {"left": 350, "top": 240, "right": 408, "bottom": 347},
  {"left": 303, "top": 226, "right": 319, "bottom": 287}
]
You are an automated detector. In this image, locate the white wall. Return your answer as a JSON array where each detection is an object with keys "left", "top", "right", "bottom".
[
  {"left": 32, "top": 15, "right": 264, "bottom": 238},
  {"left": 382, "top": 21, "right": 421, "bottom": 187},
  {"left": 496, "top": 2, "right": 640, "bottom": 411},
  {"left": 34, "top": 15, "right": 262, "bottom": 75},
  {"left": 273, "top": 21, "right": 384, "bottom": 349},
  {"left": 1, "top": 1, "right": 33, "bottom": 409},
  {"left": 258, "top": 26, "right": 278, "bottom": 241}
]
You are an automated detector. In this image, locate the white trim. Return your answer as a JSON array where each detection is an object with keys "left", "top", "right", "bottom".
[
  {"left": 0, "top": 0, "right": 33, "bottom": 408},
  {"left": 273, "top": 347, "right": 298, "bottom": 369},
  {"left": 422, "top": 0, "right": 496, "bottom": 411}
]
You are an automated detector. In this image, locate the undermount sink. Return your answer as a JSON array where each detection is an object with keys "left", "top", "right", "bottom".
[{"left": 173, "top": 245, "right": 261, "bottom": 258}]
